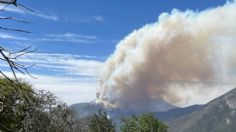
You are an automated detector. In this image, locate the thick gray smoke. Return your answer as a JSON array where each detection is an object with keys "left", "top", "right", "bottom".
[{"left": 96, "top": 2, "right": 236, "bottom": 111}]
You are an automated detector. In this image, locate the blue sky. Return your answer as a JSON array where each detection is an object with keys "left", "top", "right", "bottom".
[{"left": 0, "top": 0, "right": 227, "bottom": 105}]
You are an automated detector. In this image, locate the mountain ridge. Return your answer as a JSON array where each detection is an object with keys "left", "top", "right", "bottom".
[
  {"left": 71, "top": 88, "right": 236, "bottom": 132},
  {"left": 167, "top": 87, "right": 236, "bottom": 132}
]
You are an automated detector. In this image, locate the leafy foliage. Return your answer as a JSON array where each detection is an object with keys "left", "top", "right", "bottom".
[
  {"left": 88, "top": 110, "right": 115, "bottom": 132},
  {"left": 0, "top": 78, "right": 79, "bottom": 132},
  {"left": 0, "top": 78, "right": 33, "bottom": 131},
  {"left": 121, "top": 114, "right": 168, "bottom": 132}
]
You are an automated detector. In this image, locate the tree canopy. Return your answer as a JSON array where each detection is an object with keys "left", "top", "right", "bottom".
[
  {"left": 121, "top": 114, "right": 168, "bottom": 132},
  {"left": 0, "top": 78, "right": 79, "bottom": 132},
  {"left": 88, "top": 110, "right": 115, "bottom": 132}
]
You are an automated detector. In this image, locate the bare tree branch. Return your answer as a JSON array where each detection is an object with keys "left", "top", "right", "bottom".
[
  {"left": 0, "top": 26, "right": 31, "bottom": 33},
  {"left": 0, "top": 0, "right": 36, "bottom": 13},
  {"left": 0, "top": 0, "right": 35, "bottom": 33},
  {"left": 0, "top": 46, "right": 37, "bottom": 79},
  {"left": 17, "top": 3, "right": 37, "bottom": 13},
  {"left": 0, "top": 1, "right": 40, "bottom": 131},
  {"left": 0, "top": 16, "right": 31, "bottom": 23},
  {"left": 0, "top": 0, "right": 17, "bottom": 6}
]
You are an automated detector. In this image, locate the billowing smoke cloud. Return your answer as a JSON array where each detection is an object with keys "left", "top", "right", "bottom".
[{"left": 96, "top": 2, "right": 236, "bottom": 111}]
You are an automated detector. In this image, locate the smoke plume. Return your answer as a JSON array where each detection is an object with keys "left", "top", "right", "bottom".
[{"left": 97, "top": 2, "right": 236, "bottom": 111}]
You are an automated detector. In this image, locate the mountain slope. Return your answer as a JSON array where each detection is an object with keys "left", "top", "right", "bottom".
[
  {"left": 167, "top": 88, "right": 236, "bottom": 132},
  {"left": 71, "top": 100, "right": 206, "bottom": 131},
  {"left": 71, "top": 99, "right": 178, "bottom": 118},
  {"left": 155, "top": 105, "right": 202, "bottom": 121}
]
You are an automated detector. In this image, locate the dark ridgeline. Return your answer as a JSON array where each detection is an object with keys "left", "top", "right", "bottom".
[{"left": 167, "top": 88, "right": 236, "bottom": 132}]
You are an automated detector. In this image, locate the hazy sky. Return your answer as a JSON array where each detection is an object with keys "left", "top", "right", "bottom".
[{"left": 0, "top": 0, "right": 227, "bottom": 105}]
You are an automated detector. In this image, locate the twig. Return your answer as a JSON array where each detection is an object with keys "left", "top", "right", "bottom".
[
  {"left": 0, "top": 16, "right": 31, "bottom": 23},
  {"left": 0, "top": 26, "right": 31, "bottom": 33},
  {"left": 0, "top": 0, "right": 17, "bottom": 6}
]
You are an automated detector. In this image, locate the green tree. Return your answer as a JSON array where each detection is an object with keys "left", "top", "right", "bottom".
[
  {"left": 23, "top": 91, "right": 79, "bottom": 132},
  {"left": 0, "top": 78, "right": 33, "bottom": 131},
  {"left": 0, "top": 78, "right": 79, "bottom": 132},
  {"left": 88, "top": 110, "right": 115, "bottom": 132},
  {"left": 121, "top": 114, "right": 168, "bottom": 132}
]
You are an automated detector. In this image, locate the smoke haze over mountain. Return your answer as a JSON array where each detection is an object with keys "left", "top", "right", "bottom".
[{"left": 96, "top": 1, "right": 236, "bottom": 111}]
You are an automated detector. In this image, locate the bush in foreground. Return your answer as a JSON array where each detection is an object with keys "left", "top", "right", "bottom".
[{"left": 121, "top": 114, "right": 168, "bottom": 132}]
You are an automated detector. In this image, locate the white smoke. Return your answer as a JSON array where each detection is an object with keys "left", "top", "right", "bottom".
[{"left": 96, "top": 2, "right": 236, "bottom": 111}]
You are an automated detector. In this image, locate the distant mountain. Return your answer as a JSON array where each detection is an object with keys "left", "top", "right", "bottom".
[
  {"left": 167, "top": 88, "right": 236, "bottom": 132},
  {"left": 71, "top": 88, "right": 236, "bottom": 132},
  {"left": 71, "top": 100, "right": 204, "bottom": 132},
  {"left": 71, "top": 100, "right": 206, "bottom": 131},
  {"left": 71, "top": 99, "right": 203, "bottom": 125},
  {"left": 147, "top": 100, "right": 178, "bottom": 112},
  {"left": 155, "top": 105, "right": 203, "bottom": 121},
  {"left": 71, "top": 100, "right": 178, "bottom": 118},
  {"left": 71, "top": 100, "right": 180, "bottom": 131}
]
